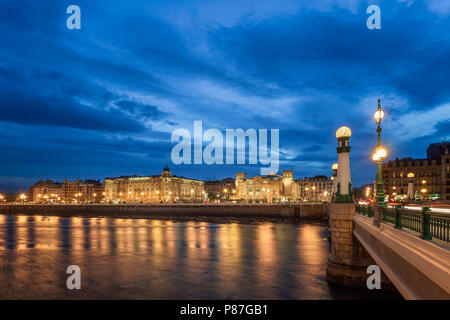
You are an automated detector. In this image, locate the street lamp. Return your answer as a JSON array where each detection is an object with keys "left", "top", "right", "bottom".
[
  {"left": 373, "top": 99, "right": 387, "bottom": 206},
  {"left": 19, "top": 193, "right": 27, "bottom": 203},
  {"left": 407, "top": 173, "right": 415, "bottom": 200}
]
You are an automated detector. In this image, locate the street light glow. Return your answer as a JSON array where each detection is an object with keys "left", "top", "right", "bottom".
[
  {"left": 374, "top": 110, "right": 385, "bottom": 121},
  {"left": 372, "top": 146, "right": 387, "bottom": 161}
]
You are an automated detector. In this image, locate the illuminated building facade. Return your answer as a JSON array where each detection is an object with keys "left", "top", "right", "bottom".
[
  {"left": 382, "top": 142, "right": 450, "bottom": 201},
  {"left": 234, "top": 170, "right": 299, "bottom": 203},
  {"left": 204, "top": 178, "right": 235, "bottom": 202},
  {"left": 297, "top": 176, "right": 332, "bottom": 202},
  {"left": 28, "top": 180, "right": 62, "bottom": 203},
  {"left": 104, "top": 166, "right": 204, "bottom": 203},
  {"left": 62, "top": 178, "right": 103, "bottom": 203}
]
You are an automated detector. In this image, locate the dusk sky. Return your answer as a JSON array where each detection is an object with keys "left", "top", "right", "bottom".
[{"left": 1, "top": 0, "right": 449, "bottom": 192}]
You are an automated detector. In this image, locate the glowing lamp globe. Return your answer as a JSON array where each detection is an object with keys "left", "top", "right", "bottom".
[
  {"left": 332, "top": 163, "right": 338, "bottom": 170},
  {"left": 374, "top": 110, "right": 385, "bottom": 121},
  {"left": 372, "top": 146, "right": 387, "bottom": 161},
  {"left": 336, "top": 126, "right": 352, "bottom": 139},
  {"left": 377, "top": 147, "right": 387, "bottom": 158},
  {"left": 407, "top": 172, "right": 414, "bottom": 178}
]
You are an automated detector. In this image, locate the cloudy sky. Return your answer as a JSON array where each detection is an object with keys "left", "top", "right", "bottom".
[{"left": 1, "top": 0, "right": 449, "bottom": 192}]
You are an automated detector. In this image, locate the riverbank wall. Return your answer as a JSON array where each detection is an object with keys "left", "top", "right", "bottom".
[{"left": 0, "top": 203, "right": 327, "bottom": 220}]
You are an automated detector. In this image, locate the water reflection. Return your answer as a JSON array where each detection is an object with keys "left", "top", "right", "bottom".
[{"left": 0, "top": 214, "right": 401, "bottom": 299}]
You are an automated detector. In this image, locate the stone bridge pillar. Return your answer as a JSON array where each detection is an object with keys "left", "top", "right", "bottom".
[
  {"left": 326, "top": 203, "right": 392, "bottom": 288},
  {"left": 326, "top": 203, "right": 373, "bottom": 286}
]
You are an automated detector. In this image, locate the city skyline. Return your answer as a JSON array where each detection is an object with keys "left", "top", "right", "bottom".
[{"left": 1, "top": 1, "right": 450, "bottom": 193}]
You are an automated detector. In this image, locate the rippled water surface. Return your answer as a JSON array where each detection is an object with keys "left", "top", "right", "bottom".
[{"left": 0, "top": 214, "right": 401, "bottom": 299}]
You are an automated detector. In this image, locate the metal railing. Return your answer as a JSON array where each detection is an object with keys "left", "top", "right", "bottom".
[{"left": 356, "top": 204, "right": 450, "bottom": 243}]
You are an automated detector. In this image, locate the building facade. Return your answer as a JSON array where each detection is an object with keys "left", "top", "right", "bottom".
[
  {"left": 297, "top": 175, "right": 332, "bottom": 202},
  {"left": 204, "top": 178, "right": 235, "bottom": 202},
  {"left": 381, "top": 142, "right": 450, "bottom": 201},
  {"left": 62, "top": 178, "right": 103, "bottom": 203},
  {"left": 28, "top": 180, "right": 62, "bottom": 203},
  {"left": 234, "top": 170, "right": 299, "bottom": 203},
  {"left": 104, "top": 166, "right": 204, "bottom": 203}
]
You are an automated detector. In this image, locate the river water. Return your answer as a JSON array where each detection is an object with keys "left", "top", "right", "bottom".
[{"left": 0, "top": 214, "right": 401, "bottom": 299}]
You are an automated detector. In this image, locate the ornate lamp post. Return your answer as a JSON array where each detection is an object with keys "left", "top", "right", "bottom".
[
  {"left": 407, "top": 172, "right": 415, "bottom": 200},
  {"left": 334, "top": 126, "right": 353, "bottom": 203},
  {"left": 372, "top": 99, "right": 387, "bottom": 206},
  {"left": 331, "top": 163, "right": 338, "bottom": 201}
]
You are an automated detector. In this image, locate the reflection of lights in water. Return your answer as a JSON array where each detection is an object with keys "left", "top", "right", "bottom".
[
  {"left": 164, "top": 220, "right": 175, "bottom": 253},
  {"left": 297, "top": 225, "right": 327, "bottom": 265},
  {"left": 185, "top": 221, "right": 197, "bottom": 250},
  {"left": 151, "top": 220, "right": 163, "bottom": 254},
  {"left": 215, "top": 223, "right": 242, "bottom": 294},
  {"left": 218, "top": 224, "right": 241, "bottom": 258},
  {"left": 0, "top": 215, "right": 341, "bottom": 299},
  {"left": 198, "top": 222, "right": 209, "bottom": 249},
  {"left": 256, "top": 224, "right": 276, "bottom": 263},
  {"left": 184, "top": 221, "right": 211, "bottom": 271},
  {"left": 254, "top": 224, "right": 277, "bottom": 289}
]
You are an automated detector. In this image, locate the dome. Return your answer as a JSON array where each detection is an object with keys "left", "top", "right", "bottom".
[
  {"left": 336, "top": 126, "right": 352, "bottom": 139},
  {"left": 332, "top": 163, "right": 338, "bottom": 170},
  {"left": 161, "top": 165, "right": 172, "bottom": 177}
]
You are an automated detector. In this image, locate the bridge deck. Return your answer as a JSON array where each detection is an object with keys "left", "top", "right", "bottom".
[{"left": 353, "top": 214, "right": 450, "bottom": 300}]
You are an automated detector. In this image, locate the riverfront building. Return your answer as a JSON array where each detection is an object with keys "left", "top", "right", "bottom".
[
  {"left": 103, "top": 166, "right": 204, "bottom": 203},
  {"left": 382, "top": 142, "right": 450, "bottom": 201},
  {"left": 27, "top": 178, "right": 103, "bottom": 203},
  {"left": 62, "top": 178, "right": 103, "bottom": 203},
  {"left": 28, "top": 180, "right": 62, "bottom": 203},
  {"left": 204, "top": 178, "right": 235, "bottom": 202},
  {"left": 234, "top": 170, "right": 299, "bottom": 203},
  {"left": 297, "top": 175, "right": 333, "bottom": 202}
]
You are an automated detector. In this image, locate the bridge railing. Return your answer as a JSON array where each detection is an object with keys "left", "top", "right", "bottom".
[{"left": 356, "top": 204, "right": 450, "bottom": 243}]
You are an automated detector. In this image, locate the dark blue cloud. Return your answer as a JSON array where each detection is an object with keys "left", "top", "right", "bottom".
[{"left": 0, "top": 91, "right": 145, "bottom": 132}]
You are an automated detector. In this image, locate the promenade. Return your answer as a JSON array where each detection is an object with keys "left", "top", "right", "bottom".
[{"left": 0, "top": 203, "right": 327, "bottom": 220}]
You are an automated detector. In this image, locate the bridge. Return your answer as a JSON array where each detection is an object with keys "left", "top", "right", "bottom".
[{"left": 326, "top": 203, "right": 450, "bottom": 300}]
